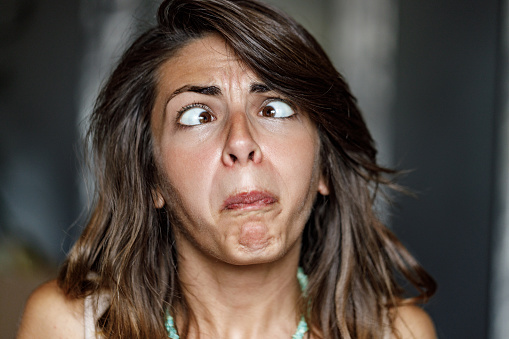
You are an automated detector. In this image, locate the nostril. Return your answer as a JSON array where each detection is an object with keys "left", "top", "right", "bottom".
[
  {"left": 229, "top": 154, "right": 238, "bottom": 162},
  {"left": 248, "top": 151, "right": 254, "bottom": 161}
]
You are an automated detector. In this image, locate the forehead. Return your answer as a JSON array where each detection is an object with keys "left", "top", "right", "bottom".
[{"left": 156, "top": 34, "right": 258, "bottom": 92}]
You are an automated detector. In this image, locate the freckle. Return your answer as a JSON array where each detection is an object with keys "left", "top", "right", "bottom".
[{"left": 239, "top": 224, "right": 269, "bottom": 250}]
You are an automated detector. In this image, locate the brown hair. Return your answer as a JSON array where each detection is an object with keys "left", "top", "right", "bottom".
[{"left": 58, "top": 0, "right": 436, "bottom": 338}]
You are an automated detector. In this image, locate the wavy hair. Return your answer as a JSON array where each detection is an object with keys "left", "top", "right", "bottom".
[{"left": 58, "top": 0, "right": 436, "bottom": 338}]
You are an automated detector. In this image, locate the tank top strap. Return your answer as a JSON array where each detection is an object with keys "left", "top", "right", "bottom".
[{"left": 84, "top": 291, "right": 110, "bottom": 339}]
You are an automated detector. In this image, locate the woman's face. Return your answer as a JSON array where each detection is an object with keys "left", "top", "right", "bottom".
[{"left": 151, "top": 35, "right": 328, "bottom": 265}]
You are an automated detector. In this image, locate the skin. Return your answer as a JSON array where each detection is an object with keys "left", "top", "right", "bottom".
[
  {"left": 16, "top": 281, "right": 437, "bottom": 339},
  {"left": 16, "top": 280, "right": 84, "bottom": 339},
  {"left": 149, "top": 34, "right": 328, "bottom": 338},
  {"left": 151, "top": 35, "right": 328, "bottom": 267},
  {"left": 16, "top": 35, "right": 437, "bottom": 339}
]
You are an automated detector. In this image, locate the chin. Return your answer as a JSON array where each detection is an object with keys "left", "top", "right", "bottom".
[
  {"left": 219, "top": 240, "right": 291, "bottom": 266},
  {"left": 221, "top": 254, "right": 283, "bottom": 266}
]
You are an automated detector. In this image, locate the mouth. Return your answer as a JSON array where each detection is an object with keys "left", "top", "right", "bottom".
[{"left": 222, "top": 190, "right": 278, "bottom": 211}]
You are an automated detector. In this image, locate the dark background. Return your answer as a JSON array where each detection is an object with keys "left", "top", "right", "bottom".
[
  {"left": 0, "top": 0, "right": 504, "bottom": 338},
  {"left": 394, "top": 1, "right": 500, "bottom": 338},
  {"left": 395, "top": 0, "right": 498, "bottom": 338}
]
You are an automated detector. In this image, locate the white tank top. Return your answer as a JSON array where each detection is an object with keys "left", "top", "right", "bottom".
[{"left": 84, "top": 292, "right": 109, "bottom": 339}]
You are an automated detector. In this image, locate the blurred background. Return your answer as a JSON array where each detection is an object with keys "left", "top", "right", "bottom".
[{"left": 0, "top": 0, "right": 507, "bottom": 338}]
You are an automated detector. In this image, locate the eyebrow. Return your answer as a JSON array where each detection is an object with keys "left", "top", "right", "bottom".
[
  {"left": 169, "top": 82, "right": 273, "bottom": 100},
  {"left": 250, "top": 83, "right": 272, "bottom": 93},
  {"left": 170, "top": 85, "right": 222, "bottom": 99}
]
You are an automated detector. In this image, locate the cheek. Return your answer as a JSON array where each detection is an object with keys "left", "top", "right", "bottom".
[
  {"left": 160, "top": 141, "right": 219, "bottom": 203},
  {"left": 267, "top": 132, "right": 320, "bottom": 196}
]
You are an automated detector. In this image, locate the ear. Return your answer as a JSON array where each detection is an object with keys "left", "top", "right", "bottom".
[
  {"left": 151, "top": 188, "right": 165, "bottom": 209},
  {"left": 318, "top": 175, "right": 329, "bottom": 196}
]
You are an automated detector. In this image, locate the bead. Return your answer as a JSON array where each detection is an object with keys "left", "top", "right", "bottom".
[{"left": 165, "top": 268, "right": 309, "bottom": 338}]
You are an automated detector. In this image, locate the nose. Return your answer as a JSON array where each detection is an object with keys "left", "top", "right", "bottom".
[{"left": 222, "top": 112, "right": 262, "bottom": 167}]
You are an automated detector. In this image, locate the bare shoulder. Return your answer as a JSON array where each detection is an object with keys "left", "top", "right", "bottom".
[
  {"left": 16, "top": 279, "right": 84, "bottom": 339},
  {"left": 391, "top": 305, "right": 437, "bottom": 339}
]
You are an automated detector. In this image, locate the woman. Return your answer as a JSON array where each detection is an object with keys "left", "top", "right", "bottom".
[{"left": 17, "top": 0, "right": 436, "bottom": 338}]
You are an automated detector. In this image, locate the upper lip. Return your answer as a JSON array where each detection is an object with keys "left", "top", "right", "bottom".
[{"left": 222, "top": 190, "right": 278, "bottom": 210}]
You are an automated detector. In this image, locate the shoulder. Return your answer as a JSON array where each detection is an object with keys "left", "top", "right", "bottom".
[
  {"left": 16, "top": 280, "right": 84, "bottom": 339},
  {"left": 390, "top": 305, "right": 436, "bottom": 339}
]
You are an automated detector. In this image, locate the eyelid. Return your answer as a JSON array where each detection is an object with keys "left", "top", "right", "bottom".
[
  {"left": 173, "top": 97, "right": 296, "bottom": 126},
  {"left": 262, "top": 96, "right": 291, "bottom": 105},
  {"left": 176, "top": 102, "right": 211, "bottom": 121},
  {"left": 175, "top": 102, "right": 216, "bottom": 127},
  {"left": 259, "top": 97, "right": 297, "bottom": 119},
  {"left": 261, "top": 97, "right": 296, "bottom": 111}
]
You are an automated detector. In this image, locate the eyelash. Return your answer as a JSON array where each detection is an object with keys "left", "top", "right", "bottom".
[
  {"left": 175, "top": 102, "right": 212, "bottom": 129},
  {"left": 174, "top": 97, "right": 297, "bottom": 129},
  {"left": 261, "top": 97, "right": 297, "bottom": 119}
]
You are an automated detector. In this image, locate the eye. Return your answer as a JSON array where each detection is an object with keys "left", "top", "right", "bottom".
[
  {"left": 260, "top": 100, "right": 295, "bottom": 118},
  {"left": 178, "top": 106, "right": 215, "bottom": 126}
]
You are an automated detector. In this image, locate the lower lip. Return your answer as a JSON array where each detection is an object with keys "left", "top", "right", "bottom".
[{"left": 223, "top": 192, "right": 277, "bottom": 210}]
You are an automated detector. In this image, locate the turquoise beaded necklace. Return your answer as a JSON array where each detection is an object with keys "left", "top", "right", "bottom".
[{"left": 165, "top": 267, "right": 309, "bottom": 339}]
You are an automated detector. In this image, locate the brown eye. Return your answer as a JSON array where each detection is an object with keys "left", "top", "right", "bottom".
[
  {"left": 198, "top": 111, "right": 213, "bottom": 123},
  {"left": 260, "top": 100, "right": 294, "bottom": 118},
  {"left": 261, "top": 105, "right": 277, "bottom": 117},
  {"left": 179, "top": 107, "right": 215, "bottom": 126}
]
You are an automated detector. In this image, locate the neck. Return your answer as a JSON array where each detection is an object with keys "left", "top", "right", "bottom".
[{"left": 175, "top": 237, "right": 303, "bottom": 339}]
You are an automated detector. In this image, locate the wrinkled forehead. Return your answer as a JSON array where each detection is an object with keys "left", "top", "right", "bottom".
[{"left": 156, "top": 34, "right": 257, "bottom": 86}]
